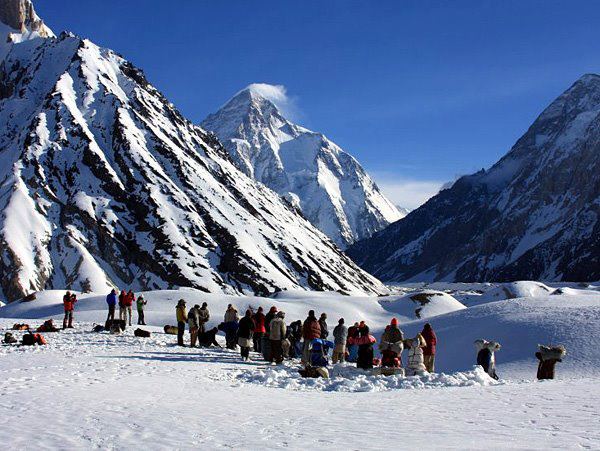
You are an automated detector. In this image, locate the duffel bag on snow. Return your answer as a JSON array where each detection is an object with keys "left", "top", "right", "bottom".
[
  {"left": 163, "top": 325, "right": 178, "bottom": 335},
  {"left": 92, "top": 324, "right": 105, "bottom": 333},
  {"left": 12, "top": 323, "right": 30, "bottom": 331},
  {"left": 22, "top": 332, "right": 47, "bottom": 346},
  {"left": 134, "top": 328, "right": 151, "bottom": 338}
]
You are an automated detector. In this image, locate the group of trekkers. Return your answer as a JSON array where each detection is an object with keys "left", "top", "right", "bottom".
[
  {"left": 105, "top": 289, "right": 147, "bottom": 326},
  {"left": 55, "top": 290, "right": 565, "bottom": 381},
  {"left": 172, "top": 299, "right": 442, "bottom": 376}
]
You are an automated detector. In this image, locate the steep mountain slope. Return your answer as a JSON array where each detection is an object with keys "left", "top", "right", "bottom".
[
  {"left": 348, "top": 74, "right": 600, "bottom": 282},
  {"left": 0, "top": 2, "right": 386, "bottom": 302},
  {"left": 202, "top": 85, "right": 403, "bottom": 248}
]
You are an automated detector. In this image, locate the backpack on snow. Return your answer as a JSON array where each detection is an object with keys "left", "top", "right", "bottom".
[
  {"left": 134, "top": 328, "right": 151, "bottom": 338},
  {"left": 22, "top": 332, "right": 46, "bottom": 346},
  {"left": 3, "top": 332, "right": 18, "bottom": 344}
]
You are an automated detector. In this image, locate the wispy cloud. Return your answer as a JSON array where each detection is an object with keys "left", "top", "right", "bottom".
[
  {"left": 372, "top": 172, "right": 446, "bottom": 210},
  {"left": 245, "top": 83, "right": 302, "bottom": 121}
]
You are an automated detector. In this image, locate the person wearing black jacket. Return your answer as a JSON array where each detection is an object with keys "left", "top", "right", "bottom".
[
  {"left": 238, "top": 310, "right": 255, "bottom": 361},
  {"left": 319, "top": 313, "right": 329, "bottom": 339}
]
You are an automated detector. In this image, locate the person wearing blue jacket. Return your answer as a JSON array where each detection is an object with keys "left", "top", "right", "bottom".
[{"left": 106, "top": 289, "right": 118, "bottom": 322}]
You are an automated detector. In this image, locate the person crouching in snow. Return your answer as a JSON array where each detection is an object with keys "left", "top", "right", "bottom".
[
  {"left": 474, "top": 339, "right": 501, "bottom": 380},
  {"left": 350, "top": 323, "right": 376, "bottom": 370},
  {"left": 332, "top": 318, "right": 348, "bottom": 364},
  {"left": 269, "top": 311, "right": 287, "bottom": 364},
  {"left": 175, "top": 299, "right": 188, "bottom": 346},
  {"left": 536, "top": 345, "right": 566, "bottom": 380},
  {"left": 421, "top": 323, "right": 437, "bottom": 373},
  {"left": 199, "top": 327, "right": 221, "bottom": 348},
  {"left": 405, "top": 333, "right": 427, "bottom": 376},
  {"left": 62, "top": 291, "right": 77, "bottom": 329},
  {"left": 136, "top": 295, "right": 147, "bottom": 325},
  {"left": 238, "top": 309, "right": 256, "bottom": 361}
]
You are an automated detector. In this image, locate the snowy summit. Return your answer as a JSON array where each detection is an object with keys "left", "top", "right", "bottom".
[{"left": 202, "top": 84, "right": 404, "bottom": 248}]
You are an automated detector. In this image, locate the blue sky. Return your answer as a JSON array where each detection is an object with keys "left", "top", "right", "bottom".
[{"left": 37, "top": 1, "right": 600, "bottom": 209}]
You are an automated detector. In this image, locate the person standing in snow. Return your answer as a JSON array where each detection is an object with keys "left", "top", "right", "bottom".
[
  {"left": 198, "top": 302, "right": 210, "bottom": 334},
  {"left": 319, "top": 313, "right": 329, "bottom": 339},
  {"left": 106, "top": 289, "right": 118, "bottom": 323},
  {"left": 332, "top": 318, "right": 348, "bottom": 364},
  {"left": 475, "top": 339, "right": 501, "bottom": 380},
  {"left": 302, "top": 310, "right": 321, "bottom": 364},
  {"left": 406, "top": 333, "right": 427, "bottom": 376},
  {"left": 535, "top": 345, "right": 566, "bottom": 380},
  {"left": 176, "top": 299, "right": 188, "bottom": 347},
  {"left": 262, "top": 306, "right": 278, "bottom": 361},
  {"left": 252, "top": 306, "right": 266, "bottom": 353},
  {"left": 188, "top": 304, "right": 200, "bottom": 348},
  {"left": 136, "top": 295, "right": 147, "bottom": 325},
  {"left": 118, "top": 290, "right": 127, "bottom": 322},
  {"left": 238, "top": 309, "right": 255, "bottom": 361},
  {"left": 352, "top": 323, "right": 376, "bottom": 370},
  {"left": 62, "top": 291, "right": 77, "bottom": 329},
  {"left": 421, "top": 323, "right": 437, "bottom": 372},
  {"left": 287, "top": 320, "right": 303, "bottom": 358},
  {"left": 122, "top": 289, "right": 135, "bottom": 326},
  {"left": 223, "top": 304, "right": 240, "bottom": 349},
  {"left": 346, "top": 322, "right": 360, "bottom": 363},
  {"left": 269, "top": 311, "right": 287, "bottom": 364}
]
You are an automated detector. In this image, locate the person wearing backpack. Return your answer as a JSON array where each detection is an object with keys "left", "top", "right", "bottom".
[
  {"left": 136, "top": 295, "right": 147, "bottom": 325},
  {"left": 176, "top": 299, "right": 188, "bottom": 346},
  {"left": 106, "top": 289, "right": 118, "bottom": 322},
  {"left": 62, "top": 291, "right": 77, "bottom": 329}
]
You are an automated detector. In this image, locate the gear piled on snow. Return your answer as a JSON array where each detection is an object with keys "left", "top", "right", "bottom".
[{"left": 0, "top": 3, "right": 386, "bottom": 303}]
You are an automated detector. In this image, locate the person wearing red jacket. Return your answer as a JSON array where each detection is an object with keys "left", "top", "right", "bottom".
[
  {"left": 421, "top": 323, "right": 438, "bottom": 372},
  {"left": 301, "top": 310, "right": 321, "bottom": 365},
  {"left": 122, "top": 290, "right": 135, "bottom": 326},
  {"left": 62, "top": 291, "right": 77, "bottom": 329},
  {"left": 252, "top": 306, "right": 266, "bottom": 353}
]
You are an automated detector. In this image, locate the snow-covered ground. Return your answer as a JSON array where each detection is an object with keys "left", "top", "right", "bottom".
[{"left": 1, "top": 284, "right": 599, "bottom": 449}]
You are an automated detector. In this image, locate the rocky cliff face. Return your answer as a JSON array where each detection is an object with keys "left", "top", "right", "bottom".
[
  {"left": 0, "top": 6, "right": 386, "bottom": 302},
  {"left": 202, "top": 86, "right": 403, "bottom": 249},
  {"left": 348, "top": 74, "right": 600, "bottom": 283},
  {"left": 0, "top": 0, "right": 52, "bottom": 38}
]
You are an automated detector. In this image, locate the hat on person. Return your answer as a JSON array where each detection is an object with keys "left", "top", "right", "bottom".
[{"left": 391, "top": 318, "right": 398, "bottom": 326}]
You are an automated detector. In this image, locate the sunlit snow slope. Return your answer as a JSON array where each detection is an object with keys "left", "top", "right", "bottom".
[{"left": 0, "top": 3, "right": 385, "bottom": 302}]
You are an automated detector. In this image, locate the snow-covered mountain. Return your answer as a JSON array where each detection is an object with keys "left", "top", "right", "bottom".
[
  {"left": 0, "top": 1, "right": 386, "bottom": 302},
  {"left": 201, "top": 85, "right": 403, "bottom": 248},
  {"left": 348, "top": 74, "right": 600, "bottom": 282}
]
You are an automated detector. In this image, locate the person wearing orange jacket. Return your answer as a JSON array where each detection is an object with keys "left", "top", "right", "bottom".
[
  {"left": 301, "top": 310, "right": 321, "bottom": 364},
  {"left": 62, "top": 291, "right": 77, "bottom": 329}
]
